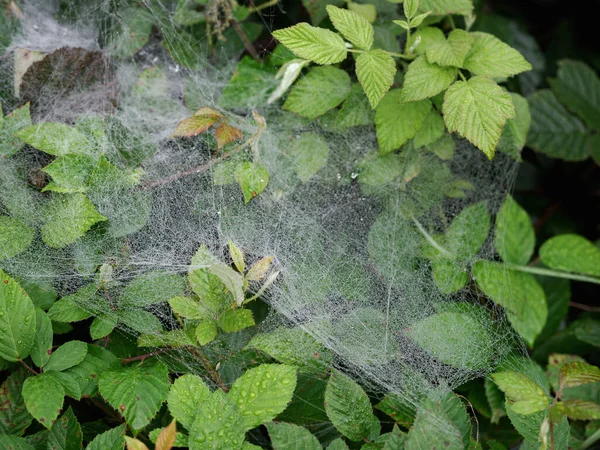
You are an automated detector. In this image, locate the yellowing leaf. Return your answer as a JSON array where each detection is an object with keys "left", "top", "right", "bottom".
[
  {"left": 443, "top": 77, "right": 515, "bottom": 158},
  {"left": 171, "top": 115, "right": 219, "bottom": 137},
  {"left": 491, "top": 371, "right": 550, "bottom": 415},
  {"left": 125, "top": 437, "right": 150, "bottom": 450},
  {"left": 246, "top": 256, "right": 274, "bottom": 281},
  {"left": 215, "top": 123, "right": 243, "bottom": 149},
  {"left": 155, "top": 419, "right": 177, "bottom": 450}
]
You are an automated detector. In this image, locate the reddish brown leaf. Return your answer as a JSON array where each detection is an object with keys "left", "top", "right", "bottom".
[
  {"left": 215, "top": 123, "right": 243, "bottom": 149},
  {"left": 172, "top": 116, "right": 218, "bottom": 137},
  {"left": 155, "top": 419, "right": 177, "bottom": 450},
  {"left": 193, "top": 107, "right": 224, "bottom": 120}
]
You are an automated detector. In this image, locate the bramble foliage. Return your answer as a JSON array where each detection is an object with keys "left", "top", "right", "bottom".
[{"left": 1, "top": 0, "right": 600, "bottom": 449}]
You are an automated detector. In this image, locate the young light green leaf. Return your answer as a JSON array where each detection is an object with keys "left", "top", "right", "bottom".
[
  {"left": 555, "top": 399, "right": 600, "bottom": 420},
  {"left": 559, "top": 361, "right": 600, "bottom": 389},
  {"left": 237, "top": 162, "right": 270, "bottom": 204},
  {"left": 494, "top": 195, "right": 534, "bottom": 266},
  {"left": 0, "top": 103, "right": 32, "bottom": 157},
  {"left": 425, "top": 29, "right": 474, "bottom": 67},
  {"left": 283, "top": 66, "right": 351, "bottom": 118},
  {"left": 549, "top": 60, "right": 600, "bottom": 130},
  {"left": 472, "top": 261, "right": 547, "bottom": 347},
  {"left": 539, "top": 234, "right": 600, "bottom": 277},
  {"left": 266, "top": 422, "right": 321, "bottom": 450},
  {"left": 491, "top": 371, "right": 550, "bottom": 415},
  {"left": 409, "top": 11, "right": 431, "bottom": 28},
  {"left": 356, "top": 49, "right": 396, "bottom": 108},
  {"left": 497, "top": 93, "right": 531, "bottom": 159},
  {"left": 326, "top": 5, "right": 373, "bottom": 51},
  {"left": 419, "top": 0, "right": 473, "bottom": 16},
  {"left": 22, "top": 373, "right": 65, "bottom": 429},
  {"left": 400, "top": 57, "right": 457, "bottom": 102},
  {"left": 325, "top": 369, "right": 380, "bottom": 441},
  {"left": 229, "top": 364, "right": 297, "bottom": 431},
  {"left": 268, "top": 59, "right": 310, "bottom": 104},
  {"left": 228, "top": 243, "right": 244, "bottom": 277},
  {"left": 407, "top": 26, "right": 446, "bottom": 56},
  {"left": 443, "top": 77, "right": 515, "bottom": 159},
  {"left": 120, "top": 272, "right": 186, "bottom": 308},
  {"left": 290, "top": 132, "right": 329, "bottom": 182},
  {"left": 0, "top": 270, "right": 36, "bottom": 362},
  {"left": 403, "top": 0, "right": 419, "bottom": 18},
  {"left": 463, "top": 32, "right": 532, "bottom": 79},
  {"left": 0, "top": 216, "right": 34, "bottom": 260},
  {"left": 0, "top": 371, "right": 33, "bottom": 436},
  {"left": 413, "top": 110, "right": 445, "bottom": 149},
  {"left": 44, "top": 340, "right": 88, "bottom": 372},
  {"left": 31, "top": 310, "right": 53, "bottom": 368},
  {"left": 99, "top": 361, "right": 170, "bottom": 431},
  {"left": 41, "top": 154, "right": 99, "bottom": 193},
  {"left": 347, "top": 2, "right": 377, "bottom": 23},
  {"left": 393, "top": 20, "right": 410, "bottom": 31},
  {"left": 431, "top": 260, "right": 469, "bottom": 293},
  {"left": 47, "top": 407, "right": 82, "bottom": 450},
  {"left": 15, "top": 123, "right": 92, "bottom": 156},
  {"left": 41, "top": 194, "right": 107, "bottom": 249},
  {"left": 195, "top": 320, "right": 218, "bottom": 345},
  {"left": 218, "top": 308, "right": 255, "bottom": 332},
  {"left": 168, "top": 296, "right": 207, "bottom": 320},
  {"left": 526, "top": 89, "right": 590, "bottom": 161},
  {"left": 167, "top": 374, "right": 212, "bottom": 430},
  {"left": 272, "top": 23, "right": 348, "bottom": 65},
  {"left": 86, "top": 424, "right": 126, "bottom": 450},
  {"left": 409, "top": 310, "right": 494, "bottom": 369},
  {"left": 375, "top": 90, "right": 431, "bottom": 153}
]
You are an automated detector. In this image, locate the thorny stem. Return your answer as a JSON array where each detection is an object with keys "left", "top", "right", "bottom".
[
  {"left": 19, "top": 359, "right": 39, "bottom": 375},
  {"left": 412, "top": 216, "right": 453, "bottom": 258},
  {"left": 248, "top": 0, "right": 279, "bottom": 13},
  {"left": 231, "top": 18, "right": 261, "bottom": 61},
  {"left": 120, "top": 349, "right": 169, "bottom": 364},
  {"left": 506, "top": 264, "right": 600, "bottom": 285}
]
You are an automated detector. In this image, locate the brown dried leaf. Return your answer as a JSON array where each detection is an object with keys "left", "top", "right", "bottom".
[{"left": 215, "top": 123, "right": 243, "bottom": 149}]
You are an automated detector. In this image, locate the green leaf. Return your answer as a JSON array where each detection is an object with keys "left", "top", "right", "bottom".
[
  {"left": 229, "top": 364, "right": 297, "bottom": 431},
  {"left": 219, "top": 57, "right": 279, "bottom": 110},
  {"left": 108, "top": 7, "right": 153, "bottom": 58},
  {"left": 23, "top": 373, "right": 65, "bottom": 429},
  {"left": 400, "top": 57, "right": 457, "bottom": 102},
  {"left": 444, "top": 201, "right": 490, "bottom": 260},
  {"left": 47, "top": 285, "right": 96, "bottom": 323},
  {"left": 559, "top": 362, "right": 600, "bottom": 389},
  {"left": 236, "top": 162, "right": 270, "bottom": 204},
  {"left": 283, "top": 66, "right": 351, "bottom": 119},
  {"left": 47, "top": 407, "right": 82, "bottom": 450},
  {"left": 348, "top": 2, "right": 377, "bottom": 23},
  {"left": 46, "top": 372, "right": 82, "bottom": 400},
  {"left": 426, "top": 29, "right": 474, "bottom": 68},
  {"left": 403, "top": 0, "right": 419, "bottom": 18},
  {"left": 443, "top": 77, "right": 515, "bottom": 158},
  {"left": 375, "top": 394, "right": 416, "bottom": 428},
  {"left": 409, "top": 310, "right": 494, "bottom": 369},
  {"left": 218, "top": 308, "right": 255, "bottom": 333},
  {"left": 326, "top": 5, "right": 373, "bottom": 50},
  {"left": 406, "top": 393, "right": 470, "bottom": 450},
  {"left": 0, "top": 270, "right": 36, "bottom": 362},
  {"left": 407, "top": 27, "right": 445, "bottom": 56},
  {"left": 301, "top": 0, "right": 345, "bottom": 25},
  {"left": 0, "top": 436, "right": 36, "bottom": 450},
  {"left": 272, "top": 23, "right": 348, "bottom": 65},
  {"left": 485, "top": 379, "right": 506, "bottom": 424},
  {"left": 228, "top": 240, "right": 245, "bottom": 274},
  {"left": 168, "top": 374, "right": 212, "bottom": 430},
  {"left": 0, "top": 103, "right": 32, "bottom": 157},
  {"left": 0, "top": 370, "right": 33, "bottom": 436},
  {"left": 497, "top": 93, "right": 531, "bottom": 158},
  {"left": 41, "top": 194, "right": 107, "bottom": 248},
  {"left": 90, "top": 315, "right": 118, "bottom": 340},
  {"left": 168, "top": 296, "right": 209, "bottom": 320},
  {"left": 375, "top": 90, "right": 431, "bottom": 153},
  {"left": 41, "top": 154, "right": 98, "bottom": 193},
  {"left": 492, "top": 372, "right": 550, "bottom": 415},
  {"left": 290, "top": 132, "right": 329, "bottom": 182},
  {"left": 246, "top": 327, "right": 332, "bottom": 373},
  {"left": 426, "top": 132, "right": 455, "bottom": 160},
  {"left": 472, "top": 261, "right": 547, "bottom": 347},
  {"left": 98, "top": 361, "right": 170, "bottom": 431},
  {"left": 463, "top": 32, "right": 532, "bottom": 78},
  {"left": 505, "top": 404, "right": 570, "bottom": 449},
  {"left": 549, "top": 60, "right": 600, "bottom": 130},
  {"left": 61, "top": 345, "right": 119, "bottom": 398},
  {"left": 15, "top": 123, "right": 92, "bottom": 156},
  {"left": 526, "top": 89, "right": 590, "bottom": 161},
  {"left": 119, "top": 272, "right": 186, "bottom": 308},
  {"left": 44, "top": 341, "right": 88, "bottom": 372},
  {"left": 0, "top": 216, "right": 34, "bottom": 260},
  {"left": 188, "top": 391, "right": 245, "bottom": 450},
  {"left": 419, "top": 0, "right": 473, "bottom": 15},
  {"left": 356, "top": 49, "right": 396, "bottom": 108},
  {"left": 195, "top": 321, "right": 218, "bottom": 345},
  {"left": 266, "top": 422, "right": 321, "bottom": 450},
  {"left": 539, "top": 234, "right": 600, "bottom": 277},
  {"left": 413, "top": 110, "right": 445, "bottom": 149},
  {"left": 30, "top": 310, "right": 53, "bottom": 368},
  {"left": 494, "top": 195, "right": 534, "bottom": 265},
  {"left": 556, "top": 399, "right": 600, "bottom": 420},
  {"left": 325, "top": 369, "right": 380, "bottom": 441},
  {"left": 86, "top": 424, "right": 126, "bottom": 450},
  {"left": 336, "top": 83, "right": 374, "bottom": 128}
]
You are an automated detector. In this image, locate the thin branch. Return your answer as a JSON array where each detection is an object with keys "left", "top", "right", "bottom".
[
  {"left": 230, "top": 19, "right": 261, "bottom": 61},
  {"left": 19, "top": 359, "right": 39, "bottom": 375},
  {"left": 191, "top": 348, "right": 229, "bottom": 392},
  {"left": 120, "top": 349, "right": 169, "bottom": 364},
  {"left": 248, "top": 0, "right": 279, "bottom": 13},
  {"left": 412, "top": 216, "right": 453, "bottom": 258},
  {"left": 569, "top": 302, "right": 600, "bottom": 312}
]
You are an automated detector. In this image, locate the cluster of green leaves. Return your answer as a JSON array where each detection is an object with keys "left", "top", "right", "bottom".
[{"left": 272, "top": 0, "right": 532, "bottom": 158}]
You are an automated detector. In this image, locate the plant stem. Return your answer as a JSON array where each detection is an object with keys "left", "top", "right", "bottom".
[
  {"left": 248, "top": 0, "right": 279, "bottom": 13},
  {"left": 347, "top": 48, "right": 364, "bottom": 54},
  {"left": 448, "top": 15, "right": 456, "bottom": 30},
  {"left": 120, "top": 349, "right": 169, "bottom": 364},
  {"left": 191, "top": 348, "right": 229, "bottom": 392},
  {"left": 387, "top": 51, "right": 416, "bottom": 60},
  {"left": 458, "top": 70, "right": 467, "bottom": 81},
  {"left": 230, "top": 18, "right": 261, "bottom": 61},
  {"left": 506, "top": 264, "right": 600, "bottom": 285},
  {"left": 569, "top": 301, "right": 600, "bottom": 312},
  {"left": 580, "top": 427, "right": 600, "bottom": 450},
  {"left": 412, "top": 216, "right": 452, "bottom": 258},
  {"left": 404, "top": 27, "right": 412, "bottom": 55},
  {"left": 19, "top": 359, "right": 39, "bottom": 375}
]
